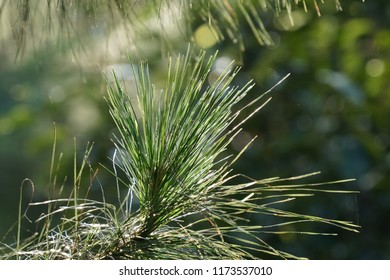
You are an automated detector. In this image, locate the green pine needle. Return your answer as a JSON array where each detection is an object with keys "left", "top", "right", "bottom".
[
  {"left": 0, "top": 0, "right": 350, "bottom": 58},
  {"left": 1, "top": 47, "right": 359, "bottom": 260}
]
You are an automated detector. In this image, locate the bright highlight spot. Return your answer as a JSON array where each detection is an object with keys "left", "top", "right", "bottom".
[
  {"left": 366, "top": 59, "right": 385, "bottom": 77},
  {"left": 274, "top": 10, "right": 310, "bottom": 31},
  {"left": 194, "top": 24, "right": 219, "bottom": 48}
]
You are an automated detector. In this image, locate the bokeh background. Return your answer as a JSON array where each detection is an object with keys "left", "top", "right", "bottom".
[{"left": 0, "top": 0, "right": 389, "bottom": 259}]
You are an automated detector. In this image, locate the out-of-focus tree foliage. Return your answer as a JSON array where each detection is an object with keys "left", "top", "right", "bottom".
[
  {"left": 0, "top": 0, "right": 388, "bottom": 258},
  {"left": 222, "top": 0, "right": 390, "bottom": 259}
]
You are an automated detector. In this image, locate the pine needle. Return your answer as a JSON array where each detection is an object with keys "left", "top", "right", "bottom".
[{"left": 1, "top": 47, "right": 358, "bottom": 260}]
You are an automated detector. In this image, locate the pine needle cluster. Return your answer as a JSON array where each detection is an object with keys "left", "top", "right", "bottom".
[
  {"left": 0, "top": 0, "right": 348, "bottom": 58},
  {"left": 0, "top": 48, "right": 358, "bottom": 260}
]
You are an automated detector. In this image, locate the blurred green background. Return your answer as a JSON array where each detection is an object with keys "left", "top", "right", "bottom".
[{"left": 0, "top": 0, "right": 389, "bottom": 259}]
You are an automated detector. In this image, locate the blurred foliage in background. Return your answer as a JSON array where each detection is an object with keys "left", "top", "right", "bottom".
[{"left": 0, "top": 0, "right": 389, "bottom": 259}]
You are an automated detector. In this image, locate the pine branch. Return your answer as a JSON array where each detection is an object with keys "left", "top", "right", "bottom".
[
  {"left": 1, "top": 47, "right": 359, "bottom": 260},
  {"left": 0, "top": 0, "right": 356, "bottom": 59}
]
